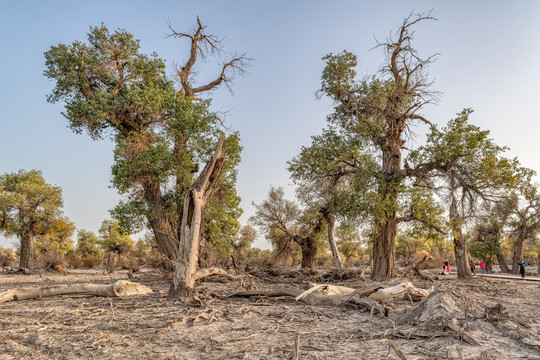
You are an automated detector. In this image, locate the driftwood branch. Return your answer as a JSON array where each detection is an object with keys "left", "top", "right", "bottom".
[{"left": 0, "top": 280, "right": 152, "bottom": 304}]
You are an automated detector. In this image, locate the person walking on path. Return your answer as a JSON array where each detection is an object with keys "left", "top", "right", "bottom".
[
  {"left": 445, "top": 259, "right": 450, "bottom": 275},
  {"left": 479, "top": 261, "right": 485, "bottom": 275},
  {"left": 518, "top": 260, "right": 526, "bottom": 278}
]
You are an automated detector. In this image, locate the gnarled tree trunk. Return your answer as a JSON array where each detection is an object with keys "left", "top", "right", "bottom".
[
  {"left": 371, "top": 139, "right": 401, "bottom": 281},
  {"left": 168, "top": 138, "right": 225, "bottom": 298}
]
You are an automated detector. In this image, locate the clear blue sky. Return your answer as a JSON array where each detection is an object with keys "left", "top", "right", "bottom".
[{"left": 1, "top": 1, "right": 540, "bottom": 249}]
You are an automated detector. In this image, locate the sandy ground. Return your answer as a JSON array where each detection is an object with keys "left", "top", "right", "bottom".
[{"left": 0, "top": 267, "right": 539, "bottom": 360}]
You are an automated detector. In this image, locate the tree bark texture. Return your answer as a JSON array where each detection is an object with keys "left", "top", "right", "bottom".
[
  {"left": 142, "top": 179, "right": 179, "bottom": 262},
  {"left": 449, "top": 197, "right": 471, "bottom": 279},
  {"left": 299, "top": 236, "right": 318, "bottom": 270},
  {"left": 19, "top": 232, "right": 34, "bottom": 271},
  {"left": 371, "top": 160, "right": 401, "bottom": 281},
  {"left": 497, "top": 252, "right": 511, "bottom": 273},
  {"left": 168, "top": 139, "right": 225, "bottom": 298}
]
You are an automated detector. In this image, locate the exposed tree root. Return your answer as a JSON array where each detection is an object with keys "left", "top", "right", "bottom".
[
  {"left": 397, "top": 290, "right": 480, "bottom": 346},
  {"left": 0, "top": 280, "right": 152, "bottom": 304}
]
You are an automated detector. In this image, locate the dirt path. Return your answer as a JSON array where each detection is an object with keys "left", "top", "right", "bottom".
[{"left": 1, "top": 268, "right": 539, "bottom": 359}]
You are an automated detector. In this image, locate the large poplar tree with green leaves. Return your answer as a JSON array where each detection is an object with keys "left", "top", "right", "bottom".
[
  {"left": 0, "top": 170, "right": 65, "bottom": 270},
  {"left": 317, "top": 12, "right": 528, "bottom": 280},
  {"left": 44, "top": 19, "right": 247, "bottom": 265},
  {"left": 318, "top": 13, "right": 444, "bottom": 280}
]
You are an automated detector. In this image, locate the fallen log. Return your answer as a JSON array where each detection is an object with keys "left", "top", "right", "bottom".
[
  {"left": 228, "top": 282, "right": 430, "bottom": 316},
  {"left": 0, "top": 280, "right": 152, "bottom": 304}
]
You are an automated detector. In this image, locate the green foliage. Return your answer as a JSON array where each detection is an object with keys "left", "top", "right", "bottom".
[
  {"left": 99, "top": 219, "right": 135, "bottom": 255},
  {"left": 45, "top": 24, "right": 244, "bottom": 254},
  {"left": 35, "top": 217, "right": 76, "bottom": 255},
  {"left": 335, "top": 224, "right": 365, "bottom": 263},
  {"left": 468, "top": 219, "right": 504, "bottom": 261},
  {"left": 0, "top": 170, "right": 67, "bottom": 268},
  {"left": 76, "top": 229, "right": 102, "bottom": 257}
]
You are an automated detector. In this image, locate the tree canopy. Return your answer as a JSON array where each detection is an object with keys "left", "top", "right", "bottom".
[
  {"left": 0, "top": 170, "right": 66, "bottom": 269},
  {"left": 44, "top": 20, "right": 246, "bottom": 262}
]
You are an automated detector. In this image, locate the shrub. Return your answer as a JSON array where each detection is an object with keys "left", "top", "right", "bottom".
[
  {"left": 37, "top": 252, "right": 65, "bottom": 270},
  {"left": 82, "top": 254, "right": 102, "bottom": 268},
  {"left": 0, "top": 247, "right": 17, "bottom": 268},
  {"left": 118, "top": 255, "right": 140, "bottom": 272},
  {"left": 65, "top": 254, "right": 83, "bottom": 268}
]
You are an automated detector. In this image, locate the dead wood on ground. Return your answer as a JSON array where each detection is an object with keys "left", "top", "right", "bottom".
[{"left": 0, "top": 280, "right": 152, "bottom": 304}]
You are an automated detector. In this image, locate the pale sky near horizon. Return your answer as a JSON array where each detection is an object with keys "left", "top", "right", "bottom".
[{"left": 1, "top": 1, "right": 540, "bottom": 249}]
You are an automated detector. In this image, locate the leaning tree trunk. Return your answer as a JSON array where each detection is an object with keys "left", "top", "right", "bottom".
[
  {"left": 497, "top": 252, "right": 511, "bottom": 273},
  {"left": 168, "top": 138, "right": 225, "bottom": 298},
  {"left": 511, "top": 233, "right": 526, "bottom": 274},
  {"left": 325, "top": 212, "right": 344, "bottom": 272},
  {"left": 449, "top": 197, "right": 471, "bottom": 279},
  {"left": 19, "top": 232, "right": 34, "bottom": 271}
]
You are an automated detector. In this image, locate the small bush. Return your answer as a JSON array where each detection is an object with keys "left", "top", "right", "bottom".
[
  {"left": 82, "top": 254, "right": 102, "bottom": 268},
  {"left": 0, "top": 247, "right": 17, "bottom": 268},
  {"left": 65, "top": 254, "right": 83, "bottom": 268},
  {"left": 37, "top": 252, "right": 65, "bottom": 270},
  {"left": 118, "top": 255, "right": 140, "bottom": 272}
]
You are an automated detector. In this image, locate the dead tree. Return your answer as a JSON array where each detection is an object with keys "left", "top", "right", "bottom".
[{"left": 168, "top": 138, "right": 226, "bottom": 298}]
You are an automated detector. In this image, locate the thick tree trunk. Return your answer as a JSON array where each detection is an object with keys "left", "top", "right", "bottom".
[
  {"left": 497, "top": 252, "right": 511, "bottom": 273},
  {"left": 299, "top": 236, "right": 318, "bottom": 269},
  {"left": 371, "top": 137, "right": 401, "bottom": 281},
  {"left": 449, "top": 197, "right": 471, "bottom": 279},
  {"left": 144, "top": 180, "right": 179, "bottom": 262},
  {"left": 485, "top": 257, "right": 494, "bottom": 273},
  {"left": 325, "top": 213, "right": 344, "bottom": 272},
  {"left": 168, "top": 139, "right": 225, "bottom": 298},
  {"left": 19, "top": 232, "right": 34, "bottom": 271},
  {"left": 511, "top": 234, "right": 526, "bottom": 274},
  {"left": 371, "top": 216, "right": 397, "bottom": 281}
]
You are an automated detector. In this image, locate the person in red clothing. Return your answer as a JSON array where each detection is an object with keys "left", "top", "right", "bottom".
[
  {"left": 444, "top": 259, "right": 450, "bottom": 275},
  {"left": 479, "top": 261, "right": 485, "bottom": 275}
]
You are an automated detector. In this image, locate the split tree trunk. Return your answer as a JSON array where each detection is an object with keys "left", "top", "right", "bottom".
[
  {"left": 168, "top": 138, "right": 226, "bottom": 298},
  {"left": 19, "top": 232, "right": 34, "bottom": 271}
]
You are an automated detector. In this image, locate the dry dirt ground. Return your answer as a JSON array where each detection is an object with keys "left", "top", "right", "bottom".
[{"left": 0, "top": 267, "right": 539, "bottom": 360}]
